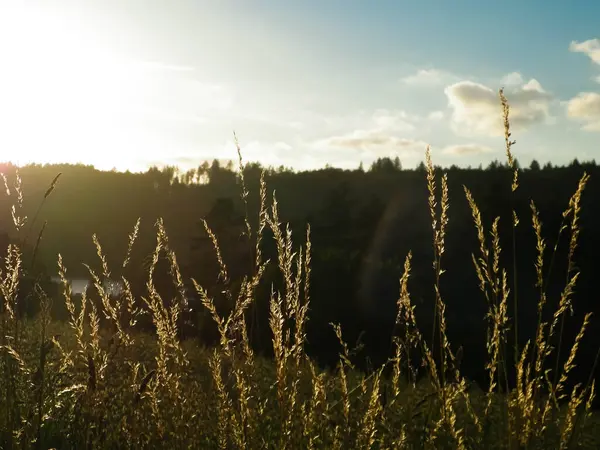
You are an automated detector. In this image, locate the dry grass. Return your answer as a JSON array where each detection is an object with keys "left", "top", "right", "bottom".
[{"left": 0, "top": 92, "right": 598, "bottom": 449}]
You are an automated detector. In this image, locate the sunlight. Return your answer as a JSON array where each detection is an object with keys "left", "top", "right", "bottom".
[{"left": 0, "top": 4, "right": 161, "bottom": 171}]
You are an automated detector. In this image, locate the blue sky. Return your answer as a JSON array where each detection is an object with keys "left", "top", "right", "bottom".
[{"left": 0, "top": 0, "right": 599, "bottom": 171}]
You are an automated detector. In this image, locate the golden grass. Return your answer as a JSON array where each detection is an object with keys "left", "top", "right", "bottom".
[{"left": 0, "top": 92, "right": 598, "bottom": 449}]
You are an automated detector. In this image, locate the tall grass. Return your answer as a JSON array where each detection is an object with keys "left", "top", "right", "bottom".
[{"left": 0, "top": 92, "right": 598, "bottom": 449}]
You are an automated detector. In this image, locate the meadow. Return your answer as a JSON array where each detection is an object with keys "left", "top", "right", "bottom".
[{"left": 0, "top": 91, "right": 598, "bottom": 449}]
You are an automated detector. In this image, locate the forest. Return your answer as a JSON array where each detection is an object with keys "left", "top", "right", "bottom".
[{"left": 3, "top": 153, "right": 599, "bottom": 396}]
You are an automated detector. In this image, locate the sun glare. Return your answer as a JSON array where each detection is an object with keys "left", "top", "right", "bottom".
[{"left": 0, "top": 4, "right": 156, "bottom": 171}]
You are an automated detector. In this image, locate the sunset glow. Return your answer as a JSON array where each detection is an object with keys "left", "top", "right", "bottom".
[{"left": 0, "top": 1, "right": 599, "bottom": 172}]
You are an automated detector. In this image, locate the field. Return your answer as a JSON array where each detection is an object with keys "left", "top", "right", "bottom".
[{"left": 0, "top": 93, "right": 598, "bottom": 449}]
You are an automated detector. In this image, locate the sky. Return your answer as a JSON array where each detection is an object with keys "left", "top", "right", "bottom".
[{"left": 0, "top": 0, "right": 599, "bottom": 172}]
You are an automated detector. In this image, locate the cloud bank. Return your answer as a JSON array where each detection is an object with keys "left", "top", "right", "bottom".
[
  {"left": 567, "top": 92, "right": 600, "bottom": 131},
  {"left": 570, "top": 39, "right": 600, "bottom": 65},
  {"left": 322, "top": 130, "right": 428, "bottom": 155},
  {"left": 567, "top": 39, "right": 600, "bottom": 131},
  {"left": 400, "top": 69, "right": 458, "bottom": 86},
  {"left": 441, "top": 144, "right": 494, "bottom": 156},
  {"left": 445, "top": 75, "right": 553, "bottom": 136}
]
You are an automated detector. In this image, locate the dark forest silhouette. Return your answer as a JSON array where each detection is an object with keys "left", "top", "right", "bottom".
[{"left": 1, "top": 155, "right": 599, "bottom": 400}]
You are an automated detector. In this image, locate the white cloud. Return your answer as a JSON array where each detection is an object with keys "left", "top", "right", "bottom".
[
  {"left": 570, "top": 39, "right": 600, "bottom": 65},
  {"left": 445, "top": 77, "right": 553, "bottom": 136},
  {"left": 370, "top": 109, "right": 417, "bottom": 131},
  {"left": 315, "top": 107, "right": 428, "bottom": 159},
  {"left": 400, "top": 69, "right": 457, "bottom": 86},
  {"left": 441, "top": 144, "right": 494, "bottom": 156},
  {"left": 571, "top": 39, "right": 600, "bottom": 90},
  {"left": 318, "top": 109, "right": 416, "bottom": 133},
  {"left": 322, "top": 130, "right": 428, "bottom": 155},
  {"left": 501, "top": 72, "right": 525, "bottom": 86},
  {"left": 428, "top": 110, "right": 445, "bottom": 120},
  {"left": 567, "top": 92, "right": 600, "bottom": 131}
]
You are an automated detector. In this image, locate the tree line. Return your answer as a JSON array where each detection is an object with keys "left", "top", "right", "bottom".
[{"left": 0, "top": 156, "right": 598, "bottom": 397}]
